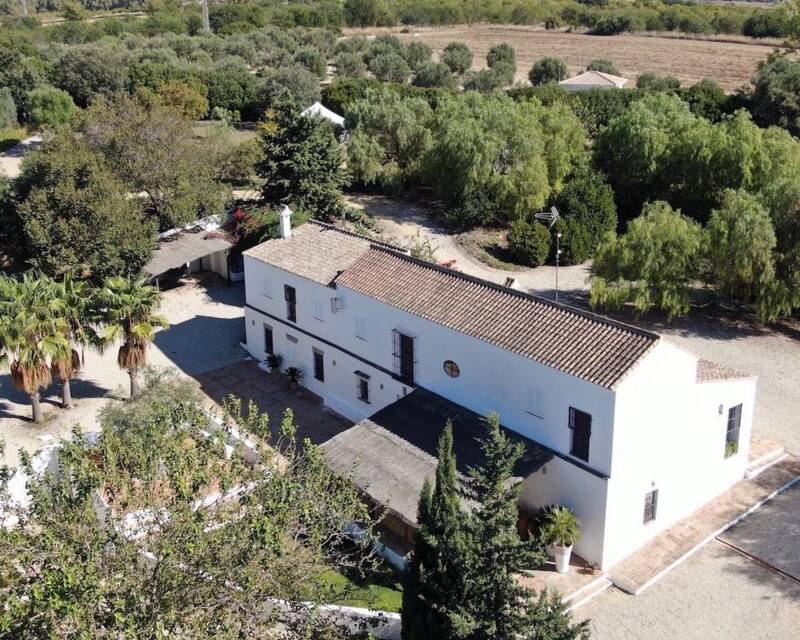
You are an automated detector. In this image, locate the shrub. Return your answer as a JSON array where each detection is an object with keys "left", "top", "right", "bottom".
[
  {"left": 683, "top": 79, "right": 727, "bottom": 121},
  {"left": 404, "top": 41, "right": 432, "bottom": 71},
  {"left": 441, "top": 41, "right": 472, "bottom": 75},
  {"left": 0, "top": 87, "right": 17, "bottom": 129},
  {"left": 462, "top": 68, "right": 504, "bottom": 93},
  {"left": 260, "top": 65, "right": 321, "bottom": 111},
  {"left": 284, "top": 365, "right": 304, "bottom": 384},
  {"left": 266, "top": 353, "right": 284, "bottom": 371},
  {"left": 294, "top": 45, "right": 327, "bottom": 79},
  {"left": 26, "top": 86, "right": 77, "bottom": 128},
  {"left": 486, "top": 43, "right": 516, "bottom": 85},
  {"left": 541, "top": 506, "right": 581, "bottom": 547},
  {"left": 334, "top": 51, "right": 367, "bottom": 78},
  {"left": 636, "top": 73, "right": 681, "bottom": 92},
  {"left": 507, "top": 219, "right": 551, "bottom": 267},
  {"left": 529, "top": 57, "right": 568, "bottom": 86},
  {"left": 587, "top": 59, "right": 619, "bottom": 75},
  {"left": 412, "top": 61, "right": 457, "bottom": 89},
  {"left": 369, "top": 52, "right": 411, "bottom": 83},
  {"left": 590, "top": 13, "right": 638, "bottom": 36}
]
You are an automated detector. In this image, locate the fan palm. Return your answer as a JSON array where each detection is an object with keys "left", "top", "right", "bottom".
[
  {"left": 50, "top": 272, "right": 99, "bottom": 408},
  {"left": 98, "top": 276, "right": 168, "bottom": 399},
  {"left": 0, "top": 274, "right": 70, "bottom": 423}
]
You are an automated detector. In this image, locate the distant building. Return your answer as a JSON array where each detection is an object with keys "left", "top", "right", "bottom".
[
  {"left": 301, "top": 101, "right": 346, "bottom": 129},
  {"left": 559, "top": 70, "right": 628, "bottom": 92},
  {"left": 241, "top": 212, "right": 756, "bottom": 570}
]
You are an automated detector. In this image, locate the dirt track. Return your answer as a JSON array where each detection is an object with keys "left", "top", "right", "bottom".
[{"left": 344, "top": 24, "right": 783, "bottom": 91}]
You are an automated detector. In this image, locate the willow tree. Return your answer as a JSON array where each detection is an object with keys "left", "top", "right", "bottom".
[
  {"left": 0, "top": 274, "right": 70, "bottom": 423},
  {"left": 98, "top": 276, "right": 168, "bottom": 399}
]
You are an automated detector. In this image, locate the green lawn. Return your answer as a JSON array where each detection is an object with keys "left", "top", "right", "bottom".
[
  {"left": 0, "top": 128, "right": 26, "bottom": 153},
  {"left": 317, "top": 569, "right": 403, "bottom": 613}
]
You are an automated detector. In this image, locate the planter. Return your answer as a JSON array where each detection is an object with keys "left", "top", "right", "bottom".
[{"left": 546, "top": 543, "right": 573, "bottom": 574}]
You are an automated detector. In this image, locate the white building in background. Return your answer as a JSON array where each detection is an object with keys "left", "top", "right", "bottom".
[
  {"left": 241, "top": 210, "right": 756, "bottom": 569},
  {"left": 559, "top": 70, "right": 628, "bottom": 92}
]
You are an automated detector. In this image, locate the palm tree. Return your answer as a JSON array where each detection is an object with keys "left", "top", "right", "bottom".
[
  {"left": 0, "top": 275, "right": 70, "bottom": 423},
  {"left": 50, "top": 272, "right": 98, "bottom": 408},
  {"left": 98, "top": 276, "right": 168, "bottom": 399}
]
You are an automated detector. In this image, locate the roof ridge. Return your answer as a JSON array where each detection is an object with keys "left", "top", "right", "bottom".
[
  {"left": 362, "top": 245, "right": 661, "bottom": 341},
  {"left": 308, "top": 219, "right": 407, "bottom": 253}
]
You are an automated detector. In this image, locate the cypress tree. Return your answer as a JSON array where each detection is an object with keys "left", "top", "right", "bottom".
[{"left": 402, "top": 422, "right": 470, "bottom": 640}]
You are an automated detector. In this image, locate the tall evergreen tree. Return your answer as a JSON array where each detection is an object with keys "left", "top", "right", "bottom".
[
  {"left": 402, "top": 422, "right": 471, "bottom": 640},
  {"left": 257, "top": 98, "right": 349, "bottom": 221}
]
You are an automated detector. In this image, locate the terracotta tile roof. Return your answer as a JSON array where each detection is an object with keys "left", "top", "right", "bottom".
[
  {"left": 559, "top": 70, "right": 628, "bottom": 88},
  {"left": 696, "top": 359, "right": 752, "bottom": 383},
  {"left": 335, "top": 248, "right": 660, "bottom": 389},
  {"left": 243, "top": 220, "right": 399, "bottom": 286}
]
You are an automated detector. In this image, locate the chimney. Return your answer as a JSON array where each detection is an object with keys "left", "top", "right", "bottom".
[{"left": 279, "top": 205, "right": 293, "bottom": 239}]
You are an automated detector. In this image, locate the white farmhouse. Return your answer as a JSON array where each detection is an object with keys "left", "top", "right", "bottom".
[
  {"left": 559, "top": 70, "right": 628, "bottom": 92},
  {"left": 241, "top": 211, "right": 756, "bottom": 569}
]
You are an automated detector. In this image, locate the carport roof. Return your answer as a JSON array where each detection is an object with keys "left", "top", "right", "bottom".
[
  {"left": 321, "top": 388, "right": 554, "bottom": 525},
  {"left": 145, "top": 229, "right": 232, "bottom": 277}
]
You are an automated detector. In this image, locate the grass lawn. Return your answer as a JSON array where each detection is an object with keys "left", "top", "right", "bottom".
[
  {"left": 318, "top": 569, "right": 403, "bottom": 613},
  {"left": 0, "top": 128, "right": 26, "bottom": 153}
]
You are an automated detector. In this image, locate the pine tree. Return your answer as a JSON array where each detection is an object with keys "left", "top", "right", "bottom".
[
  {"left": 402, "top": 422, "right": 471, "bottom": 640},
  {"left": 257, "top": 97, "right": 349, "bottom": 221}
]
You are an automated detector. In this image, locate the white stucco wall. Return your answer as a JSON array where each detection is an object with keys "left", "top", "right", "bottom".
[
  {"left": 602, "top": 341, "right": 756, "bottom": 567},
  {"left": 243, "top": 254, "right": 757, "bottom": 569}
]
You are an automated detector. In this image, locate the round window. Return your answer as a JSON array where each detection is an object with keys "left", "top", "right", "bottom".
[{"left": 443, "top": 360, "right": 460, "bottom": 378}]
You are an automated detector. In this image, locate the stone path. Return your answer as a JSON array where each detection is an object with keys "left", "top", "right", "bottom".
[{"left": 609, "top": 454, "right": 800, "bottom": 594}]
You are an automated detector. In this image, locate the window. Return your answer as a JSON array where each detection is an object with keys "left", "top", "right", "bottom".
[
  {"left": 263, "top": 278, "right": 272, "bottom": 298},
  {"left": 443, "top": 360, "right": 460, "bottom": 378},
  {"left": 263, "top": 324, "right": 274, "bottom": 355},
  {"left": 355, "top": 316, "right": 367, "bottom": 340},
  {"left": 392, "top": 330, "right": 415, "bottom": 384},
  {"left": 284, "top": 285, "right": 296, "bottom": 322},
  {"left": 643, "top": 489, "right": 658, "bottom": 524},
  {"left": 355, "top": 372, "right": 370, "bottom": 403},
  {"left": 527, "top": 389, "right": 543, "bottom": 419},
  {"left": 568, "top": 407, "right": 591, "bottom": 462},
  {"left": 313, "top": 299, "right": 324, "bottom": 321},
  {"left": 313, "top": 348, "right": 324, "bottom": 382},
  {"left": 725, "top": 404, "right": 742, "bottom": 458}
]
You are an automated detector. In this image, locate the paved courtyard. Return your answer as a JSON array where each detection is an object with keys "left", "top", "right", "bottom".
[
  {"left": 0, "top": 273, "right": 246, "bottom": 466},
  {"left": 196, "top": 361, "right": 353, "bottom": 447}
]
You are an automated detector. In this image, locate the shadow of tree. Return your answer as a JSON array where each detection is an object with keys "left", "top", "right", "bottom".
[{"left": 0, "top": 373, "right": 108, "bottom": 421}]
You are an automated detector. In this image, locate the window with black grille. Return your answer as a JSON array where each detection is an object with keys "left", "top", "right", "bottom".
[
  {"left": 569, "top": 407, "right": 591, "bottom": 462},
  {"left": 725, "top": 404, "right": 742, "bottom": 458},
  {"left": 392, "top": 330, "right": 415, "bottom": 384},
  {"left": 312, "top": 349, "right": 324, "bottom": 382},
  {"left": 284, "top": 285, "right": 296, "bottom": 322},
  {"left": 643, "top": 489, "right": 658, "bottom": 524},
  {"left": 357, "top": 377, "right": 369, "bottom": 403}
]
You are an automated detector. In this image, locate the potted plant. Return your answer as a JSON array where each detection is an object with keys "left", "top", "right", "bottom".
[
  {"left": 266, "top": 353, "right": 283, "bottom": 372},
  {"left": 541, "top": 506, "right": 581, "bottom": 574},
  {"left": 284, "top": 366, "right": 303, "bottom": 389}
]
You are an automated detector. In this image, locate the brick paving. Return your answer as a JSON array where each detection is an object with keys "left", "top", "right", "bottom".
[
  {"left": 518, "top": 553, "right": 607, "bottom": 603},
  {"left": 195, "top": 360, "right": 354, "bottom": 447},
  {"left": 609, "top": 454, "right": 800, "bottom": 594},
  {"left": 748, "top": 432, "right": 784, "bottom": 464}
]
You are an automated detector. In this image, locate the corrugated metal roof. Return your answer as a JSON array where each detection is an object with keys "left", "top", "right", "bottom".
[
  {"left": 335, "top": 247, "right": 659, "bottom": 389},
  {"left": 559, "top": 70, "right": 628, "bottom": 88}
]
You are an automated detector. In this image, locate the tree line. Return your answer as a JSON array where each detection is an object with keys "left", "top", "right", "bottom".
[
  {"left": 2, "top": 0, "right": 791, "bottom": 41},
  {"left": 0, "top": 271, "right": 166, "bottom": 422}
]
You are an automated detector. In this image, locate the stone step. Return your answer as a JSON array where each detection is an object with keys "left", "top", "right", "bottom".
[
  {"left": 564, "top": 574, "right": 612, "bottom": 612},
  {"left": 746, "top": 446, "right": 786, "bottom": 479}
]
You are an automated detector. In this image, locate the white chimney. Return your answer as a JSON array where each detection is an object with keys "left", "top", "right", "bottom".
[{"left": 279, "top": 205, "right": 293, "bottom": 239}]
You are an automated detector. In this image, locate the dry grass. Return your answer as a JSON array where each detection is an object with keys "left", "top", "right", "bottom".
[{"left": 344, "top": 24, "right": 784, "bottom": 92}]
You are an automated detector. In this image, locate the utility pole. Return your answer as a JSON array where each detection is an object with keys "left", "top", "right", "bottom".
[
  {"left": 202, "top": 0, "right": 210, "bottom": 32},
  {"left": 534, "top": 206, "right": 561, "bottom": 303}
]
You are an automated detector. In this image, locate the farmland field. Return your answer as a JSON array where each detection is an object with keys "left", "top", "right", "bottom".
[{"left": 344, "top": 24, "right": 782, "bottom": 91}]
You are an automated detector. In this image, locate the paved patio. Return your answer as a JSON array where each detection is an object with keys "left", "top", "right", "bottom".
[
  {"left": 195, "top": 360, "right": 354, "bottom": 447},
  {"left": 609, "top": 453, "right": 800, "bottom": 594}
]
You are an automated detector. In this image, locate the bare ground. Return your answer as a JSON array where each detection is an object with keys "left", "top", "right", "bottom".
[{"left": 343, "top": 24, "right": 782, "bottom": 91}]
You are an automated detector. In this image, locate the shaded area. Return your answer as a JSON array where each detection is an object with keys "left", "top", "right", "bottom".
[
  {"left": 322, "top": 388, "right": 553, "bottom": 526},
  {"left": 153, "top": 314, "right": 245, "bottom": 377},
  {"left": 0, "top": 373, "right": 107, "bottom": 421},
  {"left": 719, "top": 481, "right": 800, "bottom": 582},
  {"left": 195, "top": 361, "right": 354, "bottom": 447}
]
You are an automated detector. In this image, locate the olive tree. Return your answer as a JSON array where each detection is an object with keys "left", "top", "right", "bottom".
[
  {"left": 529, "top": 57, "right": 567, "bottom": 86},
  {"left": 441, "top": 41, "right": 473, "bottom": 75}
]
